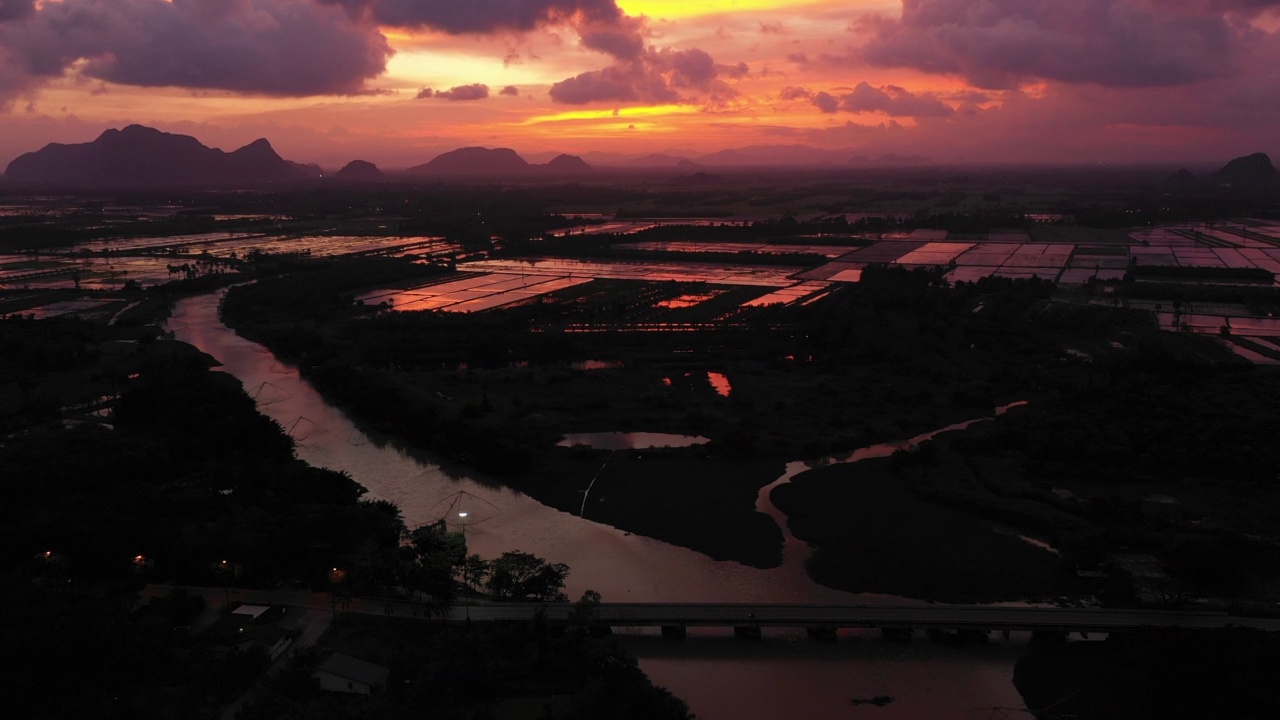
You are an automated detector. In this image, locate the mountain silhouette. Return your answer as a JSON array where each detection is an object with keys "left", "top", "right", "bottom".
[
  {"left": 333, "top": 160, "right": 384, "bottom": 182},
  {"left": 406, "top": 147, "right": 532, "bottom": 175},
  {"left": 541, "top": 154, "right": 592, "bottom": 174},
  {"left": 1211, "top": 153, "right": 1278, "bottom": 189},
  {"left": 4, "top": 125, "right": 317, "bottom": 187}
]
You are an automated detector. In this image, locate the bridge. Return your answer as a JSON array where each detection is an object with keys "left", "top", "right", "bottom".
[
  {"left": 454, "top": 602, "right": 1280, "bottom": 640},
  {"left": 141, "top": 586, "right": 1280, "bottom": 642}
]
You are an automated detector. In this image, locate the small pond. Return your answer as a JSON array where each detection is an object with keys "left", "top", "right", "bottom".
[{"left": 557, "top": 431, "right": 710, "bottom": 450}]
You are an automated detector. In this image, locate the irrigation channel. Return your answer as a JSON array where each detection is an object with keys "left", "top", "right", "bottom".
[{"left": 168, "top": 288, "right": 1054, "bottom": 720}]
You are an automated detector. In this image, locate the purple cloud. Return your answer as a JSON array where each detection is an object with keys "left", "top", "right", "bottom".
[
  {"left": 500, "top": 84, "right": 520, "bottom": 95},
  {"left": 838, "top": 82, "right": 954, "bottom": 116},
  {"left": 430, "top": 83, "right": 491, "bottom": 100},
  {"left": 859, "top": 0, "right": 1250, "bottom": 89},
  {"left": 0, "top": 0, "right": 392, "bottom": 101},
  {"left": 549, "top": 46, "right": 745, "bottom": 105},
  {"left": 782, "top": 82, "right": 953, "bottom": 117},
  {"left": 549, "top": 63, "right": 677, "bottom": 104},
  {"left": 812, "top": 92, "right": 839, "bottom": 113}
]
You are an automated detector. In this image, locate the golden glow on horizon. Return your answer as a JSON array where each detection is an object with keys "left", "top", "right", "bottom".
[
  {"left": 386, "top": 50, "right": 558, "bottom": 89},
  {"left": 520, "top": 104, "right": 695, "bottom": 125},
  {"left": 619, "top": 0, "right": 832, "bottom": 19}
]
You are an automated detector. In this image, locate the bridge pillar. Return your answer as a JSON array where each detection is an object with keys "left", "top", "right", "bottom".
[
  {"left": 1031, "top": 630, "right": 1068, "bottom": 644},
  {"left": 734, "top": 625, "right": 762, "bottom": 641},
  {"left": 806, "top": 626, "right": 837, "bottom": 642},
  {"left": 661, "top": 625, "right": 687, "bottom": 640},
  {"left": 880, "top": 628, "right": 913, "bottom": 642}
]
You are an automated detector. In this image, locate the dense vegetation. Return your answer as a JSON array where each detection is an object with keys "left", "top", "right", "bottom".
[
  {"left": 239, "top": 612, "right": 691, "bottom": 720},
  {"left": 1, "top": 331, "right": 406, "bottom": 588},
  {"left": 1014, "top": 629, "right": 1280, "bottom": 720}
]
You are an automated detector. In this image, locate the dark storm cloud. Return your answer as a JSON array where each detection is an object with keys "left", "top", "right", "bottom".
[
  {"left": 320, "top": 0, "right": 647, "bottom": 61},
  {"left": 0, "top": 0, "right": 393, "bottom": 100},
  {"left": 0, "top": 0, "right": 33, "bottom": 22},
  {"left": 577, "top": 15, "right": 646, "bottom": 60},
  {"left": 318, "top": 0, "right": 626, "bottom": 32},
  {"left": 859, "top": 0, "right": 1248, "bottom": 89},
  {"left": 548, "top": 47, "right": 745, "bottom": 104}
]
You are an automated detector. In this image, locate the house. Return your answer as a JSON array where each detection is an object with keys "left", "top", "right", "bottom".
[{"left": 313, "top": 652, "right": 390, "bottom": 695}]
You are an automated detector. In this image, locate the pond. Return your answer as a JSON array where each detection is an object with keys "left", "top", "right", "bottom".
[{"left": 557, "top": 431, "right": 710, "bottom": 450}]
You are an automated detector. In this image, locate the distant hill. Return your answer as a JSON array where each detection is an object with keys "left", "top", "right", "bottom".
[
  {"left": 875, "top": 153, "right": 929, "bottom": 165},
  {"left": 1211, "top": 153, "right": 1278, "bottom": 188},
  {"left": 695, "top": 144, "right": 837, "bottom": 167},
  {"left": 406, "top": 147, "right": 531, "bottom": 175},
  {"left": 3, "top": 125, "right": 317, "bottom": 187},
  {"left": 540, "top": 154, "right": 592, "bottom": 174},
  {"left": 333, "top": 160, "right": 384, "bottom": 182},
  {"left": 625, "top": 153, "right": 694, "bottom": 168}
]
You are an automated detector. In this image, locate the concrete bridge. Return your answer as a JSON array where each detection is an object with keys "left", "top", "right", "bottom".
[
  {"left": 457, "top": 602, "right": 1280, "bottom": 640},
  {"left": 142, "top": 586, "right": 1280, "bottom": 642}
]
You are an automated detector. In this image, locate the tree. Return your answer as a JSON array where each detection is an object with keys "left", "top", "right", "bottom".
[
  {"left": 460, "top": 554, "right": 490, "bottom": 591},
  {"left": 486, "top": 551, "right": 569, "bottom": 601},
  {"left": 401, "top": 521, "right": 467, "bottom": 609},
  {"left": 569, "top": 589, "right": 602, "bottom": 630}
]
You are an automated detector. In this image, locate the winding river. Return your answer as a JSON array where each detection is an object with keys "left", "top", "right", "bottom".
[{"left": 168, "top": 289, "right": 1037, "bottom": 720}]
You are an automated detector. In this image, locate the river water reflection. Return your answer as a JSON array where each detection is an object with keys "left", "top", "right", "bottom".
[{"left": 168, "top": 289, "right": 1034, "bottom": 719}]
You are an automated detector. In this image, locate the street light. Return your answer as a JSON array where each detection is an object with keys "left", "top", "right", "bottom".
[{"left": 458, "top": 511, "right": 471, "bottom": 622}]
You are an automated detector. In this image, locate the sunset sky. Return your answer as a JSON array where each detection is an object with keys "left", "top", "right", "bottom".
[{"left": 2, "top": 0, "right": 1279, "bottom": 169}]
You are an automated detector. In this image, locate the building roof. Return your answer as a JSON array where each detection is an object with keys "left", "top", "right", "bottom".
[
  {"left": 232, "top": 604, "right": 271, "bottom": 619},
  {"left": 314, "top": 652, "right": 390, "bottom": 687}
]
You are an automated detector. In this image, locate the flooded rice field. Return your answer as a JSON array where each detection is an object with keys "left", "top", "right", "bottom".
[
  {"left": 356, "top": 272, "right": 592, "bottom": 313},
  {"left": 742, "top": 281, "right": 832, "bottom": 306},
  {"left": 463, "top": 257, "right": 805, "bottom": 286},
  {"left": 9, "top": 219, "right": 1280, "bottom": 326},
  {"left": 549, "top": 218, "right": 732, "bottom": 237},
  {"left": 620, "top": 240, "right": 860, "bottom": 257}
]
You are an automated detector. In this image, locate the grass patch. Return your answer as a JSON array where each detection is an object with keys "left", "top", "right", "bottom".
[
  {"left": 772, "top": 457, "right": 1083, "bottom": 602},
  {"left": 515, "top": 450, "right": 785, "bottom": 568}
]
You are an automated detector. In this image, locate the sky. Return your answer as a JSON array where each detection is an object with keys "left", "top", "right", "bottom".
[{"left": 1, "top": 0, "right": 1279, "bottom": 169}]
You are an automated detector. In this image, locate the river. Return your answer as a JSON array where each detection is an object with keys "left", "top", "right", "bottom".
[{"left": 168, "top": 288, "right": 1037, "bottom": 720}]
